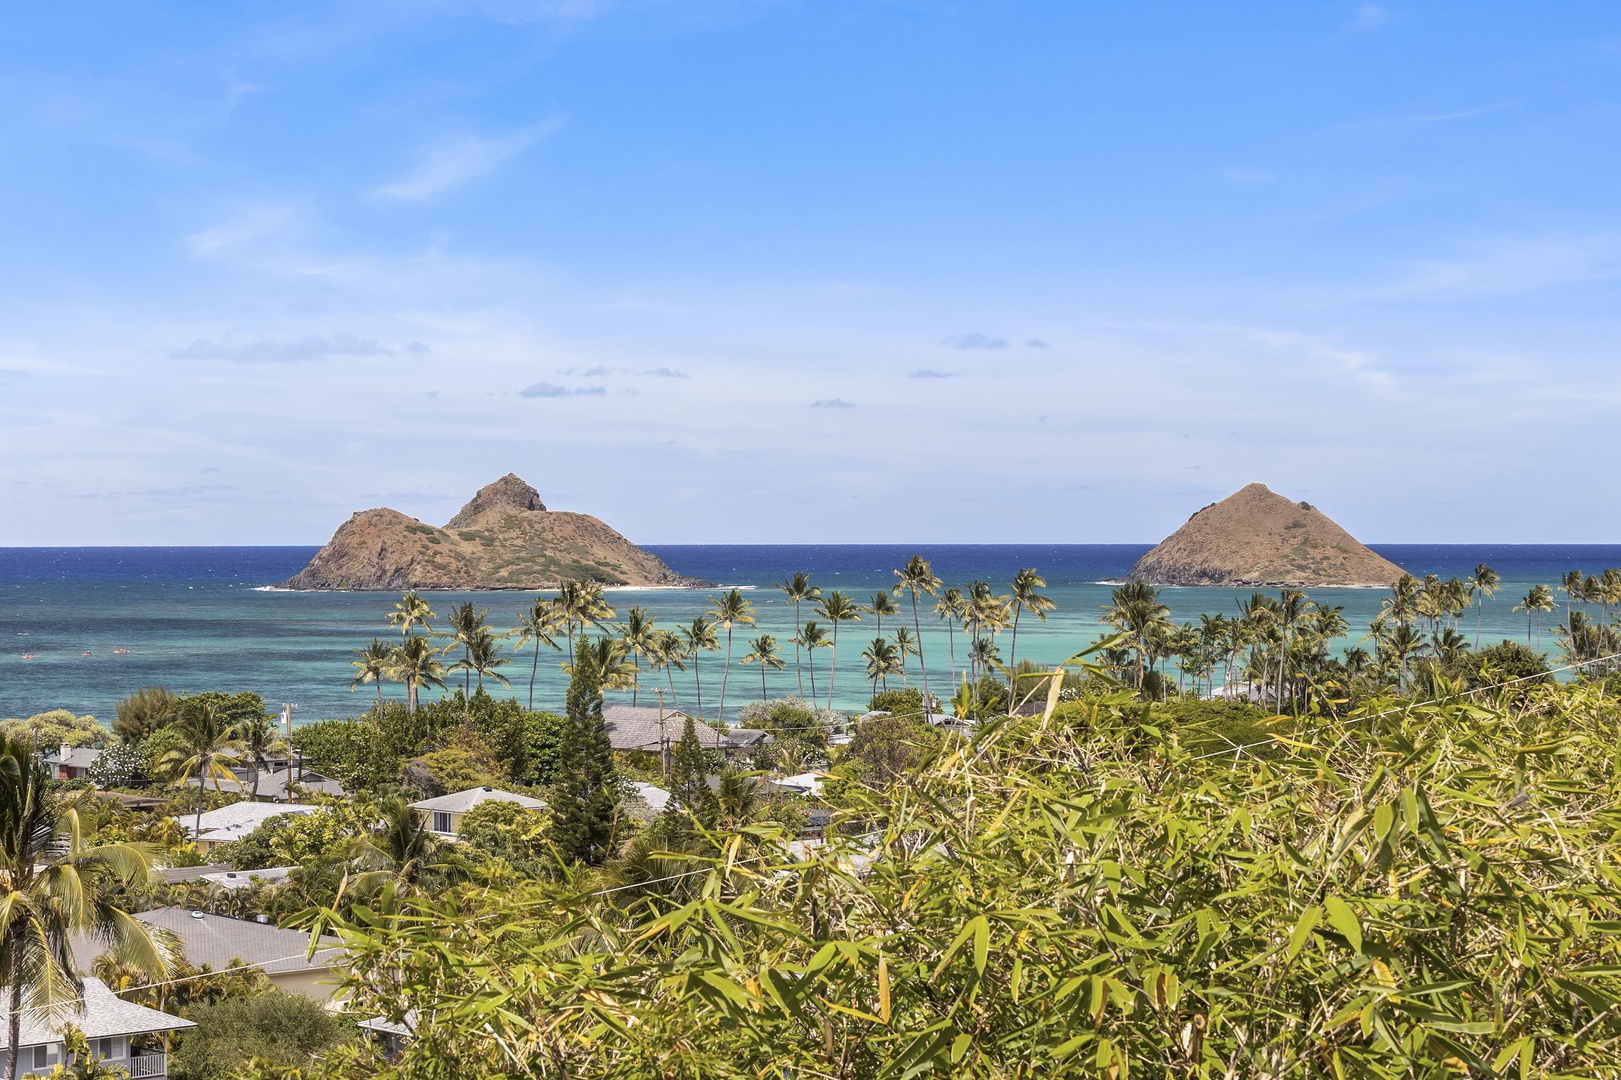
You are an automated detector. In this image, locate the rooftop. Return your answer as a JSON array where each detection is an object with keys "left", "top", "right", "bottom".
[
  {"left": 78, "top": 909, "right": 344, "bottom": 978},
  {"left": 189, "top": 767, "right": 345, "bottom": 801},
  {"left": 407, "top": 786, "right": 544, "bottom": 814},
  {"left": 182, "top": 801, "right": 317, "bottom": 843},
  {"left": 601, "top": 705, "right": 724, "bottom": 752},
  {"left": 201, "top": 866, "right": 298, "bottom": 891},
  {"left": 43, "top": 746, "right": 104, "bottom": 769},
  {"left": 0, "top": 978, "right": 193, "bottom": 1049}
]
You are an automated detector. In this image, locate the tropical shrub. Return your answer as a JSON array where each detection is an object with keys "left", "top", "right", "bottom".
[
  {"left": 264, "top": 680, "right": 1621, "bottom": 1079},
  {"left": 0, "top": 709, "right": 111, "bottom": 749},
  {"left": 172, "top": 989, "right": 347, "bottom": 1080}
]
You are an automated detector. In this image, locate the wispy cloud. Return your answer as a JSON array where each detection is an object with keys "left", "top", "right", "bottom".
[
  {"left": 187, "top": 204, "right": 299, "bottom": 257},
  {"left": 810, "top": 398, "right": 855, "bottom": 409},
  {"left": 909, "top": 369, "right": 955, "bottom": 379},
  {"left": 560, "top": 364, "right": 688, "bottom": 378},
  {"left": 1379, "top": 232, "right": 1621, "bottom": 298},
  {"left": 168, "top": 333, "right": 393, "bottom": 363},
  {"left": 1025, "top": 339, "right": 1049, "bottom": 349},
  {"left": 944, "top": 332, "right": 1007, "bottom": 350},
  {"left": 375, "top": 120, "right": 564, "bottom": 202},
  {"left": 1351, "top": 5, "right": 1388, "bottom": 30},
  {"left": 520, "top": 381, "right": 605, "bottom": 398}
]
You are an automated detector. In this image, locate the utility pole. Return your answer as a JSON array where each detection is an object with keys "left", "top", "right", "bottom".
[{"left": 655, "top": 687, "right": 668, "bottom": 778}]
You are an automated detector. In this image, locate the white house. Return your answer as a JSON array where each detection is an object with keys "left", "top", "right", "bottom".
[
  {"left": 408, "top": 787, "right": 544, "bottom": 840},
  {"left": 180, "top": 802, "right": 317, "bottom": 855},
  {"left": 0, "top": 977, "right": 193, "bottom": 1079}
]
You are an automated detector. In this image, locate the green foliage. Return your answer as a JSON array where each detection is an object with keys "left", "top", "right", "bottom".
[
  {"left": 141, "top": 724, "right": 190, "bottom": 778},
  {"left": 404, "top": 746, "right": 496, "bottom": 797},
  {"left": 269, "top": 682, "right": 1621, "bottom": 1078},
  {"left": 87, "top": 741, "right": 146, "bottom": 787},
  {"left": 835, "top": 707, "right": 942, "bottom": 783},
  {"left": 1442, "top": 638, "right": 1553, "bottom": 693},
  {"left": 457, "top": 799, "right": 548, "bottom": 875},
  {"left": 46, "top": 1024, "right": 125, "bottom": 1080},
  {"left": 1145, "top": 698, "right": 1288, "bottom": 759},
  {"left": 179, "top": 690, "right": 272, "bottom": 729},
  {"left": 217, "top": 804, "right": 372, "bottom": 871},
  {"left": 171, "top": 989, "right": 346, "bottom": 1080},
  {"left": 113, "top": 686, "right": 178, "bottom": 744},
  {"left": 548, "top": 642, "right": 618, "bottom": 865},
  {"left": 866, "top": 687, "right": 928, "bottom": 717},
  {"left": 665, "top": 716, "right": 717, "bottom": 828},
  {"left": 0, "top": 709, "right": 111, "bottom": 749}
]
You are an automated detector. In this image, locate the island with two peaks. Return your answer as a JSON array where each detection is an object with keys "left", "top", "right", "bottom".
[
  {"left": 1125, "top": 482, "right": 1406, "bottom": 588},
  {"left": 280, "top": 474, "right": 710, "bottom": 591}
]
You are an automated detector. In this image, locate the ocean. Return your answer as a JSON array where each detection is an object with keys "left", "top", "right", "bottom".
[{"left": 2, "top": 544, "right": 1617, "bottom": 725}]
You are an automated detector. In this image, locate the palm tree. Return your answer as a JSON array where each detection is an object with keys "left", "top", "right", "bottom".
[
  {"left": 933, "top": 587, "right": 968, "bottom": 686},
  {"left": 649, "top": 630, "right": 688, "bottom": 706},
  {"left": 347, "top": 796, "right": 446, "bottom": 896},
  {"left": 440, "top": 601, "right": 489, "bottom": 694},
  {"left": 817, "top": 591, "right": 861, "bottom": 711},
  {"left": 861, "top": 636, "right": 902, "bottom": 695},
  {"left": 865, "top": 592, "right": 899, "bottom": 639},
  {"left": 568, "top": 637, "right": 640, "bottom": 694},
  {"left": 1101, "top": 582, "right": 1171, "bottom": 692},
  {"left": 1006, "top": 568, "right": 1055, "bottom": 686},
  {"left": 157, "top": 699, "right": 247, "bottom": 835},
  {"left": 778, "top": 572, "right": 822, "bottom": 698},
  {"left": 0, "top": 736, "right": 175, "bottom": 1080},
  {"left": 796, "top": 621, "right": 830, "bottom": 701},
  {"left": 1514, "top": 585, "right": 1556, "bottom": 649},
  {"left": 552, "top": 580, "right": 616, "bottom": 666},
  {"left": 387, "top": 590, "right": 435, "bottom": 639},
  {"left": 348, "top": 638, "right": 391, "bottom": 709},
  {"left": 1560, "top": 570, "right": 1585, "bottom": 635},
  {"left": 891, "top": 627, "right": 918, "bottom": 685},
  {"left": 682, "top": 617, "right": 720, "bottom": 715},
  {"left": 512, "top": 597, "right": 563, "bottom": 711},
  {"left": 893, "top": 555, "right": 942, "bottom": 705},
  {"left": 618, "top": 607, "right": 659, "bottom": 706},
  {"left": 965, "top": 582, "right": 1010, "bottom": 682},
  {"left": 234, "top": 712, "right": 287, "bottom": 801},
  {"left": 1469, "top": 563, "right": 1500, "bottom": 649},
  {"left": 706, "top": 589, "right": 757, "bottom": 725},
  {"left": 464, "top": 628, "right": 512, "bottom": 693},
  {"left": 386, "top": 635, "right": 448, "bottom": 714},
  {"left": 740, "top": 635, "right": 785, "bottom": 701}
]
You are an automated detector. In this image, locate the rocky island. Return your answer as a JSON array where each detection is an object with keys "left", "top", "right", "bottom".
[
  {"left": 1127, "top": 482, "right": 1405, "bottom": 588},
  {"left": 281, "top": 474, "right": 707, "bottom": 590}
]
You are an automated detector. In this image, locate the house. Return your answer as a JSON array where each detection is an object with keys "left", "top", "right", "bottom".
[
  {"left": 90, "top": 909, "right": 346, "bottom": 1002},
  {"left": 358, "top": 1012, "right": 416, "bottom": 1058},
  {"left": 628, "top": 781, "right": 671, "bottom": 814},
  {"left": 156, "top": 863, "right": 232, "bottom": 885},
  {"left": 601, "top": 705, "right": 724, "bottom": 754},
  {"left": 188, "top": 766, "right": 345, "bottom": 802},
  {"left": 723, "top": 728, "right": 774, "bottom": 751},
  {"left": 42, "top": 744, "right": 104, "bottom": 782},
  {"left": 180, "top": 802, "right": 318, "bottom": 855},
  {"left": 0, "top": 977, "right": 193, "bottom": 1079},
  {"left": 408, "top": 787, "right": 544, "bottom": 840}
]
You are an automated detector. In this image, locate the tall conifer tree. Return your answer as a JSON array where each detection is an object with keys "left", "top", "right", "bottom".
[
  {"left": 550, "top": 641, "right": 618, "bottom": 865},
  {"left": 667, "top": 715, "right": 718, "bottom": 830}
]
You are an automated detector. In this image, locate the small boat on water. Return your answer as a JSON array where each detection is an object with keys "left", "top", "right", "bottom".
[
  {"left": 82, "top": 651, "right": 92, "bottom": 656},
  {"left": 113, "top": 648, "right": 130, "bottom": 655},
  {"left": 20, "top": 654, "right": 35, "bottom": 660}
]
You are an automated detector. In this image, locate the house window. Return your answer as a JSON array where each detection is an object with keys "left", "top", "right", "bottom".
[
  {"left": 432, "top": 811, "right": 452, "bottom": 834},
  {"left": 92, "top": 1038, "right": 125, "bottom": 1060},
  {"left": 29, "top": 1045, "right": 49, "bottom": 1070}
]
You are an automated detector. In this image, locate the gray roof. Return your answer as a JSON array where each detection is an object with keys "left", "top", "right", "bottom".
[
  {"left": 43, "top": 746, "right": 104, "bottom": 769},
  {"left": 85, "top": 909, "right": 344, "bottom": 977},
  {"left": 191, "top": 767, "right": 345, "bottom": 801},
  {"left": 724, "top": 728, "right": 773, "bottom": 748},
  {"left": 183, "top": 801, "right": 317, "bottom": 843},
  {"left": 601, "top": 706, "right": 724, "bottom": 752},
  {"left": 407, "top": 786, "right": 544, "bottom": 814},
  {"left": 158, "top": 863, "right": 233, "bottom": 885},
  {"left": 201, "top": 866, "right": 297, "bottom": 890},
  {"left": 0, "top": 978, "right": 192, "bottom": 1049}
]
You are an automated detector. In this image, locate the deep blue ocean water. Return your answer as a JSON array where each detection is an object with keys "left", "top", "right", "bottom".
[{"left": 2, "top": 544, "right": 1617, "bottom": 724}]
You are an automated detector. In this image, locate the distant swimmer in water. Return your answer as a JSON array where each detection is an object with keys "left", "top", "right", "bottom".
[{"left": 82, "top": 651, "right": 92, "bottom": 656}]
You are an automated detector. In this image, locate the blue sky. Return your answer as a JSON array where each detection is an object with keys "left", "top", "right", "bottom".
[{"left": 2, "top": 2, "right": 1618, "bottom": 544}]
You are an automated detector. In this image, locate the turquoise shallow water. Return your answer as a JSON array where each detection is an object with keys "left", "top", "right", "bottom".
[{"left": 2, "top": 544, "right": 1617, "bottom": 725}]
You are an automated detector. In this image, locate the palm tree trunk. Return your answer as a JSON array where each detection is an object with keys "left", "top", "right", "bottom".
[
  {"left": 827, "top": 625, "right": 839, "bottom": 712},
  {"left": 1008, "top": 607, "right": 1022, "bottom": 696},
  {"left": 529, "top": 646, "right": 541, "bottom": 711},
  {"left": 808, "top": 650, "right": 817, "bottom": 701},
  {"left": 946, "top": 621, "right": 958, "bottom": 686},
  {"left": 761, "top": 666, "right": 767, "bottom": 701},
  {"left": 794, "top": 601, "right": 804, "bottom": 697},
  {"left": 910, "top": 595, "right": 929, "bottom": 708},
  {"left": 7, "top": 976, "right": 22, "bottom": 1080},
  {"left": 719, "top": 629, "right": 733, "bottom": 724}
]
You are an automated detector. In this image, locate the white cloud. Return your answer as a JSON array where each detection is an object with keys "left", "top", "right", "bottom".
[
  {"left": 520, "top": 381, "right": 605, "bottom": 397},
  {"left": 374, "top": 120, "right": 564, "bottom": 202},
  {"left": 168, "top": 333, "right": 396, "bottom": 363},
  {"left": 1351, "top": 5, "right": 1388, "bottom": 31},
  {"left": 810, "top": 398, "right": 855, "bottom": 408},
  {"left": 944, "top": 332, "right": 1007, "bottom": 350}
]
